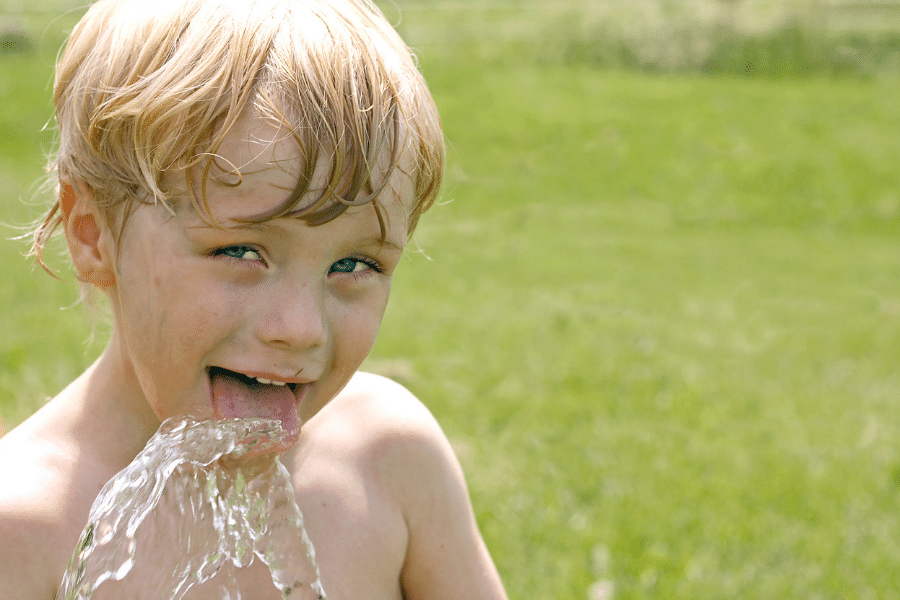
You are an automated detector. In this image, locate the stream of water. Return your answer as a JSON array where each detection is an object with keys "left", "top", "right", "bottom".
[{"left": 56, "top": 416, "right": 326, "bottom": 600}]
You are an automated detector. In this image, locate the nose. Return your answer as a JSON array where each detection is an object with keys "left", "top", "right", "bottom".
[{"left": 254, "top": 279, "right": 328, "bottom": 351}]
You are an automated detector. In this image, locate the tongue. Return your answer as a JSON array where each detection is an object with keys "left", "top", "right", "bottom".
[{"left": 210, "top": 370, "right": 301, "bottom": 452}]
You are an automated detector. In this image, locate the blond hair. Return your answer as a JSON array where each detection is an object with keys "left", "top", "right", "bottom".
[{"left": 34, "top": 0, "right": 444, "bottom": 266}]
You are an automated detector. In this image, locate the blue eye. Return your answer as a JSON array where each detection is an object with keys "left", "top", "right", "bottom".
[
  {"left": 329, "top": 257, "right": 379, "bottom": 274},
  {"left": 215, "top": 245, "right": 263, "bottom": 262}
]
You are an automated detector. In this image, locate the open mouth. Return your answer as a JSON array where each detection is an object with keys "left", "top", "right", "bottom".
[
  {"left": 209, "top": 367, "right": 299, "bottom": 393},
  {"left": 208, "top": 367, "right": 303, "bottom": 451}
]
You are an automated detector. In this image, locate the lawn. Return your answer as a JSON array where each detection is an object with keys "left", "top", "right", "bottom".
[
  {"left": 2, "top": 3, "right": 900, "bottom": 599},
  {"left": 384, "top": 62, "right": 900, "bottom": 599}
]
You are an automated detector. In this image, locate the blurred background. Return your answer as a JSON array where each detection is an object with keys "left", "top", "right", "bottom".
[{"left": 3, "top": 1, "right": 900, "bottom": 599}]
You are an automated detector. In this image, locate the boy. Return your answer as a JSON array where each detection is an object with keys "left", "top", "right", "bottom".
[{"left": 0, "top": 0, "right": 509, "bottom": 598}]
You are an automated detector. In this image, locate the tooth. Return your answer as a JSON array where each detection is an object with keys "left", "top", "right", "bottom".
[{"left": 254, "top": 377, "right": 288, "bottom": 386}]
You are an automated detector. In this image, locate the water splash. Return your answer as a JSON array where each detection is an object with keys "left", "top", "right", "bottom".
[{"left": 56, "top": 416, "right": 326, "bottom": 600}]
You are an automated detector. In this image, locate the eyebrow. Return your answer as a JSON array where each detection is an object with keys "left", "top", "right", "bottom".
[
  {"left": 357, "top": 237, "right": 405, "bottom": 253},
  {"left": 185, "top": 220, "right": 286, "bottom": 237},
  {"left": 338, "top": 233, "right": 405, "bottom": 254}
]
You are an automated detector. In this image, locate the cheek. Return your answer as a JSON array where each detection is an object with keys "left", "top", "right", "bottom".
[
  {"left": 335, "top": 297, "right": 389, "bottom": 360},
  {"left": 116, "top": 260, "right": 224, "bottom": 358}
]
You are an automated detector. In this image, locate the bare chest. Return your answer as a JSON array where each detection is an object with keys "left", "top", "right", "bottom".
[{"left": 53, "top": 478, "right": 407, "bottom": 600}]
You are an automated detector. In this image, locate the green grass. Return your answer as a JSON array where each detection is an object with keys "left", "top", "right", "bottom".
[
  {"left": 4, "top": 5, "right": 900, "bottom": 600},
  {"left": 369, "top": 60, "right": 900, "bottom": 599}
]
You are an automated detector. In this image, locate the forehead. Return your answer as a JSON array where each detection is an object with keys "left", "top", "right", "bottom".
[
  {"left": 223, "top": 114, "right": 415, "bottom": 206},
  {"left": 208, "top": 114, "right": 304, "bottom": 197},
  {"left": 167, "top": 111, "right": 416, "bottom": 246}
]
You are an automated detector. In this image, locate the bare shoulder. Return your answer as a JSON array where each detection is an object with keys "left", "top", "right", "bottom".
[
  {"left": 314, "top": 372, "right": 459, "bottom": 486},
  {"left": 333, "top": 371, "right": 447, "bottom": 443},
  {"left": 0, "top": 417, "right": 79, "bottom": 526},
  {"left": 295, "top": 371, "right": 463, "bottom": 512},
  {"left": 337, "top": 371, "right": 435, "bottom": 420},
  {"left": 0, "top": 396, "right": 118, "bottom": 599},
  {"left": 0, "top": 420, "right": 87, "bottom": 598}
]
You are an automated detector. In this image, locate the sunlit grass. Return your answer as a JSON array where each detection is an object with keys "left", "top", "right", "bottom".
[{"left": 370, "top": 60, "right": 900, "bottom": 598}]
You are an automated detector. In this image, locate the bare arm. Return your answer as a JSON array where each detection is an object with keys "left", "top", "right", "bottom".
[
  {"left": 0, "top": 511, "right": 63, "bottom": 599},
  {"left": 398, "top": 432, "right": 508, "bottom": 600},
  {"left": 365, "top": 381, "right": 507, "bottom": 600}
]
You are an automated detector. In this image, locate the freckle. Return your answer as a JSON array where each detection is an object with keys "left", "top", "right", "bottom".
[{"left": 154, "top": 276, "right": 161, "bottom": 287}]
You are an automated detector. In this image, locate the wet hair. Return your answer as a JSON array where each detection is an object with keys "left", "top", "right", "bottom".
[{"left": 33, "top": 0, "right": 444, "bottom": 267}]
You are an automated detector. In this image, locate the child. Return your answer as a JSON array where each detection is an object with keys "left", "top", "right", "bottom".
[{"left": 0, "top": 0, "right": 509, "bottom": 598}]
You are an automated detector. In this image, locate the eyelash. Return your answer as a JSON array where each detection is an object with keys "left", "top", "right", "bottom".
[
  {"left": 329, "top": 256, "right": 384, "bottom": 278},
  {"left": 212, "top": 245, "right": 265, "bottom": 266}
]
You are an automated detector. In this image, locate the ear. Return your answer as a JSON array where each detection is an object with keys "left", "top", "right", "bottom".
[{"left": 61, "top": 181, "right": 117, "bottom": 290}]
